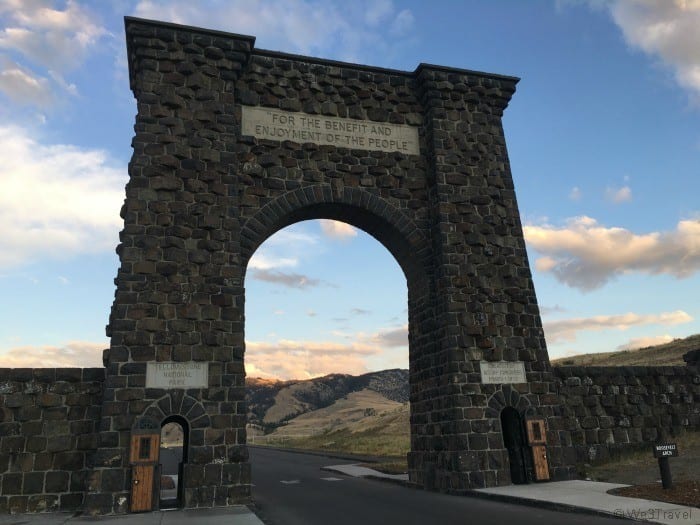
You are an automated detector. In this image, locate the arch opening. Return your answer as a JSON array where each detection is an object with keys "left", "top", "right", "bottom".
[
  {"left": 159, "top": 416, "right": 189, "bottom": 509},
  {"left": 244, "top": 216, "right": 412, "bottom": 472},
  {"left": 500, "top": 407, "right": 528, "bottom": 485}
]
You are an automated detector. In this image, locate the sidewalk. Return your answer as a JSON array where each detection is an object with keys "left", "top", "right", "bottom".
[
  {"left": 324, "top": 464, "right": 698, "bottom": 525},
  {"left": 0, "top": 505, "right": 264, "bottom": 525}
]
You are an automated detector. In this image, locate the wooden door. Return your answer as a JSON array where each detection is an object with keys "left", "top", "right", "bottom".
[
  {"left": 130, "top": 433, "right": 160, "bottom": 512},
  {"left": 131, "top": 465, "right": 155, "bottom": 512},
  {"left": 531, "top": 445, "right": 550, "bottom": 481}
]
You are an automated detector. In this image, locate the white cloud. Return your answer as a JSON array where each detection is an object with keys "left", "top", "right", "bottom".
[
  {"left": 524, "top": 216, "right": 700, "bottom": 290},
  {"left": 390, "top": 9, "right": 414, "bottom": 36},
  {"left": 246, "top": 338, "right": 380, "bottom": 379},
  {"left": 365, "top": 0, "right": 393, "bottom": 26},
  {"left": 0, "top": 57, "right": 54, "bottom": 107},
  {"left": 248, "top": 226, "right": 319, "bottom": 270},
  {"left": 245, "top": 322, "right": 408, "bottom": 379},
  {"left": 0, "top": 340, "right": 104, "bottom": 367},
  {"left": 604, "top": 0, "right": 700, "bottom": 104},
  {"left": 319, "top": 219, "right": 357, "bottom": 240},
  {"left": 0, "top": 0, "right": 107, "bottom": 72},
  {"left": 365, "top": 325, "right": 408, "bottom": 347},
  {"left": 616, "top": 334, "right": 675, "bottom": 351},
  {"left": 251, "top": 269, "right": 326, "bottom": 289},
  {"left": 0, "top": 125, "right": 126, "bottom": 269},
  {"left": 133, "top": 0, "right": 415, "bottom": 63},
  {"left": 543, "top": 310, "right": 692, "bottom": 343},
  {"left": 605, "top": 185, "right": 632, "bottom": 203},
  {"left": 248, "top": 254, "right": 298, "bottom": 270},
  {"left": 569, "top": 186, "right": 582, "bottom": 201},
  {"left": 540, "top": 304, "right": 567, "bottom": 316}
]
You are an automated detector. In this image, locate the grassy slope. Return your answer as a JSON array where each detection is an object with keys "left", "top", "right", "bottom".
[
  {"left": 551, "top": 334, "right": 699, "bottom": 366},
  {"left": 250, "top": 389, "right": 410, "bottom": 458}
]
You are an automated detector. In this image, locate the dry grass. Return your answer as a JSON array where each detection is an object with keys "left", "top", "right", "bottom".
[
  {"left": 583, "top": 430, "right": 700, "bottom": 487},
  {"left": 552, "top": 334, "right": 699, "bottom": 366},
  {"left": 257, "top": 427, "right": 409, "bottom": 458}
]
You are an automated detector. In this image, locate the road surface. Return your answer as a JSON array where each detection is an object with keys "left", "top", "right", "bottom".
[{"left": 250, "top": 447, "right": 628, "bottom": 525}]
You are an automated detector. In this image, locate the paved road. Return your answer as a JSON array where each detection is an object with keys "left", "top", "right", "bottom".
[{"left": 250, "top": 447, "right": 628, "bottom": 525}]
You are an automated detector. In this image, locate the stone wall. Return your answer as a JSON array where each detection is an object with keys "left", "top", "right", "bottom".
[
  {"left": 0, "top": 368, "right": 104, "bottom": 513},
  {"left": 554, "top": 365, "right": 700, "bottom": 464}
]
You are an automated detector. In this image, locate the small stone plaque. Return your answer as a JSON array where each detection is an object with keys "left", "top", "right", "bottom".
[
  {"left": 241, "top": 106, "right": 420, "bottom": 155},
  {"left": 480, "top": 361, "right": 527, "bottom": 384},
  {"left": 146, "top": 362, "right": 208, "bottom": 389}
]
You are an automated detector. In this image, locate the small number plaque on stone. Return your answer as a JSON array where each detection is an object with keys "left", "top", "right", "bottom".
[
  {"left": 480, "top": 361, "right": 526, "bottom": 384},
  {"left": 146, "top": 361, "right": 208, "bottom": 389},
  {"left": 653, "top": 443, "right": 678, "bottom": 458}
]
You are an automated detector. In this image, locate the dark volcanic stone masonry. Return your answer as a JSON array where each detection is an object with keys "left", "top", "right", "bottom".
[
  {"left": 1, "top": 16, "right": 697, "bottom": 516},
  {"left": 96, "top": 16, "right": 574, "bottom": 512},
  {"left": 0, "top": 368, "right": 104, "bottom": 514}
]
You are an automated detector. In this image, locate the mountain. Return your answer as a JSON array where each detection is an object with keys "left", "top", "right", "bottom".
[
  {"left": 245, "top": 368, "right": 409, "bottom": 433},
  {"left": 550, "top": 333, "right": 700, "bottom": 366}
]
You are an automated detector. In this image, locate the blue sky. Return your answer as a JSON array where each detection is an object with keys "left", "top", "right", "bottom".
[{"left": 0, "top": 0, "right": 699, "bottom": 379}]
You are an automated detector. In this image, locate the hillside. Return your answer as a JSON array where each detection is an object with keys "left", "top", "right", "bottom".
[
  {"left": 551, "top": 334, "right": 700, "bottom": 366},
  {"left": 245, "top": 368, "right": 409, "bottom": 433},
  {"left": 242, "top": 335, "right": 698, "bottom": 455}
]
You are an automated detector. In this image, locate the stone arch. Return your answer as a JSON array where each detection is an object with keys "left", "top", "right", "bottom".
[
  {"left": 90, "top": 17, "right": 577, "bottom": 514},
  {"left": 485, "top": 385, "right": 532, "bottom": 419},
  {"left": 239, "top": 185, "right": 431, "bottom": 294},
  {"left": 141, "top": 392, "right": 210, "bottom": 430}
]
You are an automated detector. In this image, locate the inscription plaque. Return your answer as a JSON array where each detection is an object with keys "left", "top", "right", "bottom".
[
  {"left": 146, "top": 361, "right": 208, "bottom": 389},
  {"left": 241, "top": 106, "right": 420, "bottom": 154},
  {"left": 480, "top": 361, "right": 527, "bottom": 384}
]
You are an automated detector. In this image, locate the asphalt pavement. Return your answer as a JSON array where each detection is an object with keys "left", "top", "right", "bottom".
[{"left": 249, "top": 446, "right": 630, "bottom": 525}]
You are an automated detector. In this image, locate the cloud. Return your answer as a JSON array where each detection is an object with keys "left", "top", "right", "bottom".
[
  {"left": 245, "top": 338, "right": 380, "bottom": 379},
  {"left": 351, "top": 308, "right": 370, "bottom": 316},
  {"left": 540, "top": 304, "right": 567, "bottom": 316},
  {"left": 0, "top": 340, "right": 104, "bottom": 368},
  {"left": 248, "top": 254, "right": 298, "bottom": 270},
  {"left": 569, "top": 186, "right": 582, "bottom": 201},
  {"left": 133, "top": 0, "right": 415, "bottom": 63},
  {"left": 524, "top": 216, "right": 700, "bottom": 290},
  {"left": 250, "top": 269, "right": 323, "bottom": 289},
  {"left": 616, "top": 334, "right": 675, "bottom": 351},
  {"left": 365, "top": 0, "right": 393, "bottom": 26},
  {"left": 0, "top": 125, "right": 126, "bottom": 269},
  {"left": 605, "top": 185, "right": 632, "bottom": 203},
  {"left": 602, "top": 0, "right": 700, "bottom": 104},
  {"left": 0, "top": 57, "right": 54, "bottom": 107},
  {"left": 319, "top": 219, "right": 357, "bottom": 240},
  {"left": 390, "top": 9, "right": 414, "bottom": 36},
  {"left": 365, "top": 325, "right": 408, "bottom": 347},
  {"left": 543, "top": 310, "right": 692, "bottom": 343},
  {"left": 248, "top": 226, "right": 318, "bottom": 270},
  {"left": 0, "top": 0, "right": 108, "bottom": 72}
]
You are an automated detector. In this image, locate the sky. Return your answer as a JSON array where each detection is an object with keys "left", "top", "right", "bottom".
[{"left": 0, "top": 0, "right": 699, "bottom": 380}]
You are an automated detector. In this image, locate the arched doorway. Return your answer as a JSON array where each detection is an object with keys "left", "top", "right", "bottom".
[
  {"left": 159, "top": 416, "right": 188, "bottom": 508},
  {"left": 501, "top": 407, "right": 528, "bottom": 484}
]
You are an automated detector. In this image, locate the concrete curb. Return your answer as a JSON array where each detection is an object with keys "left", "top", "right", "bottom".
[{"left": 461, "top": 489, "right": 633, "bottom": 522}]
